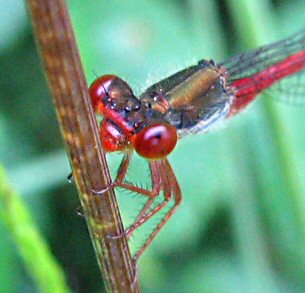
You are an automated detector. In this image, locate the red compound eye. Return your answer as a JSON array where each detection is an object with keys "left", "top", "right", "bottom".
[
  {"left": 132, "top": 123, "right": 178, "bottom": 160},
  {"left": 89, "top": 74, "right": 117, "bottom": 114}
]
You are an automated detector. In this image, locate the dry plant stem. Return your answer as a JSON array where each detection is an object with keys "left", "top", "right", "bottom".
[{"left": 27, "top": 0, "right": 139, "bottom": 292}]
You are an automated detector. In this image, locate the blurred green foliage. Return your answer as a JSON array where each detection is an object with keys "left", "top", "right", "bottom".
[{"left": 1, "top": 0, "right": 305, "bottom": 292}]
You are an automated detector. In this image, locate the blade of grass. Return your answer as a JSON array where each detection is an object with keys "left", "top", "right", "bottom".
[
  {"left": 0, "top": 165, "right": 70, "bottom": 293},
  {"left": 225, "top": 130, "right": 279, "bottom": 292},
  {"left": 26, "top": 0, "right": 139, "bottom": 292},
  {"left": 227, "top": 0, "right": 305, "bottom": 273}
]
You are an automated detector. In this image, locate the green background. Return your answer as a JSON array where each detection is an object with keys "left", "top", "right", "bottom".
[{"left": 1, "top": 0, "right": 305, "bottom": 292}]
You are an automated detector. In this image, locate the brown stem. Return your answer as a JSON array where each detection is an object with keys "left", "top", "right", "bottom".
[{"left": 26, "top": 0, "right": 140, "bottom": 292}]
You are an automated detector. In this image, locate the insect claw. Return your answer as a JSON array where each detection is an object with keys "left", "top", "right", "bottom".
[
  {"left": 107, "top": 230, "right": 128, "bottom": 239},
  {"left": 67, "top": 172, "right": 74, "bottom": 183},
  {"left": 91, "top": 188, "right": 107, "bottom": 195},
  {"left": 91, "top": 184, "right": 113, "bottom": 195},
  {"left": 76, "top": 206, "right": 84, "bottom": 217},
  {"left": 131, "top": 259, "right": 139, "bottom": 287}
]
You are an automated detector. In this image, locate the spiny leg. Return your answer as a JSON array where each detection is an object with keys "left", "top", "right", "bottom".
[
  {"left": 124, "top": 159, "right": 173, "bottom": 239},
  {"left": 92, "top": 152, "right": 133, "bottom": 195},
  {"left": 133, "top": 158, "right": 182, "bottom": 261},
  {"left": 115, "top": 151, "right": 132, "bottom": 183},
  {"left": 133, "top": 161, "right": 161, "bottom": 219},
  {"left": 106, "top": 155, "right": 164, "bottom": 239},
  {"left": 94, "top": 151, "right": 160, "bottom": 196},
  {"left": 115, "top": 158, "right": 161, "bottom": 197}
]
